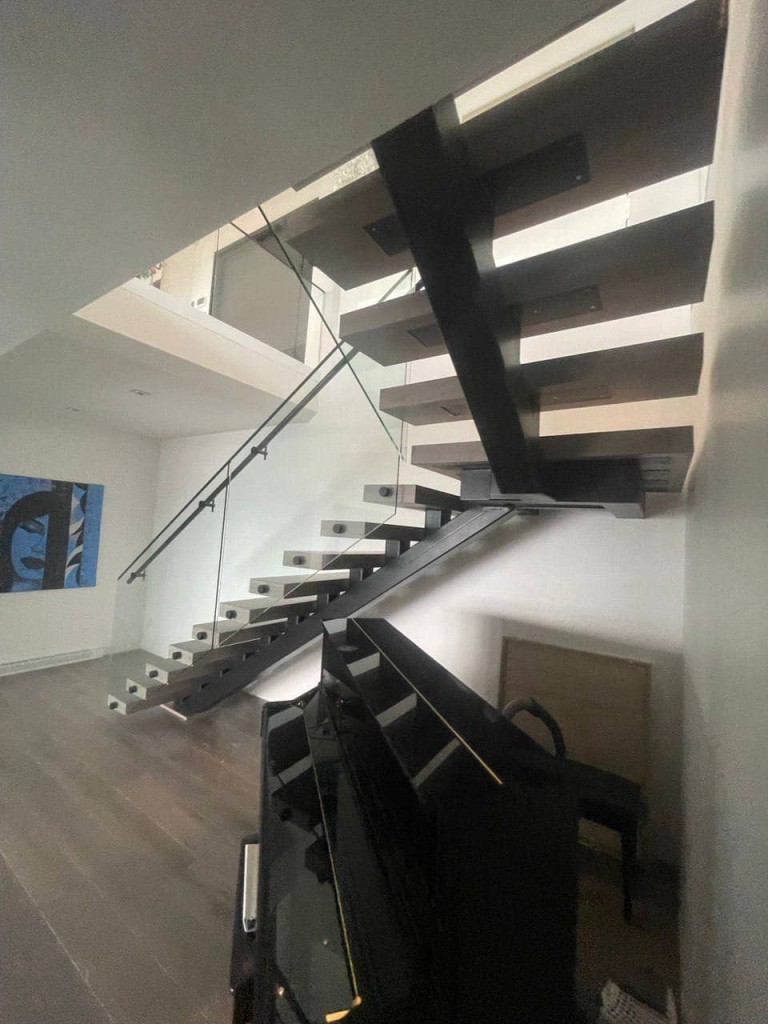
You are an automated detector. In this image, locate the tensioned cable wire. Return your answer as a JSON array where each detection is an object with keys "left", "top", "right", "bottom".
[
  {"left": 119, "top": 217, "right": 407, "bottom": 581},
  {"left": 231, "top": 208, "right": 401, "bottom": 452}
]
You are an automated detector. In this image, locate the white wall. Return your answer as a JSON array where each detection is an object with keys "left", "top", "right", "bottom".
[
  {"left": 254, "top": 496, "right": 686, "bottom": 864},
  {"left": 0, "top": 407, "right": 159, "bottom": 671},
  {"left": 138, "top": 354, "right": 406, "bottom": 655},
  {"left": 680, "top": 0, "right": 768, "bottom": 1019}
]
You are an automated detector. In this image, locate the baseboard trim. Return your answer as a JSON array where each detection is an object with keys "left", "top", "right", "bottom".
[{"left": 0, "top": 648, "right": 108, "bottom": 678}]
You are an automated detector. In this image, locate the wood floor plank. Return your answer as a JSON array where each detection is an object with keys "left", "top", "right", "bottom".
[
  {"left": 0, "top": 853, "right": 114, "bottom": 1024},
  {"left": 0, "top": 655, "right": 266, "bottom": 1024},
  {"left": 0, "top": 735, "right": 221, "bottom": 1024}
]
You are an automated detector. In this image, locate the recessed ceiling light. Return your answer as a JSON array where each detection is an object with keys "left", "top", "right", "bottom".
[{"left": 129, "top": 388, "right": 152, "bottom": 397}]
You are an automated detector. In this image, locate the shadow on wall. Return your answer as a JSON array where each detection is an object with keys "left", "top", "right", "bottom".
[
  {"left": 372, "top": 505, "right": 685, "bottom": 863},
  {"left": 454, "top": 611, "right": 682, "bottom": 868}
]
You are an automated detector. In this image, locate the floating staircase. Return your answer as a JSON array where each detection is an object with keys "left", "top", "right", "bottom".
[
  {"left": 109, "top": 488, "right": 513, "bottom": 716},
  {"left": 110, "top": 0, "right": 725, "bottom": 718}
]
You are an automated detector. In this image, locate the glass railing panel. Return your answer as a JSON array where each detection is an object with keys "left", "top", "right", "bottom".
[
  {"left": 107, "top": 207, "right": 411, "bottom": 711},
  {"left": 207, "top": 338, "right": 406, "bottom": 657},
  {"left": 107, "top": 337, "right": 406, "bottom": 710},
  {"left": 107, "top": 462, "right": 230, "bottom": 708}
]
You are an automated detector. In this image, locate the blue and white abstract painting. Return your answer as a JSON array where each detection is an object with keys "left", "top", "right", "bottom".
[{"left": 0, "top": 474, "right": 104, "bottom": 593}]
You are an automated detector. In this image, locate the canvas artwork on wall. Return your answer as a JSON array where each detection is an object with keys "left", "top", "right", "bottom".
[{"left": 0, "top": 474, "right": 104, "bottom": 594}]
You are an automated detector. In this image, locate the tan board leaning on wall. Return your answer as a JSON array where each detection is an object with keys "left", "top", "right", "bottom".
[{"left": 499, "top": 637, "right": 651, "bottom": 856}]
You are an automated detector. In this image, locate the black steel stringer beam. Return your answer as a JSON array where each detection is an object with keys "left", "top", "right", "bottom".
[
  {"left": 373, "top": 101, "right": 543, "bottom": 497},
  {"left": 174, "top": 506, "right": 514, "bottom": 715}
]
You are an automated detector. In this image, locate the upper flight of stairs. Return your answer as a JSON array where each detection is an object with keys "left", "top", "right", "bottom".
[
  {"left": 257, "top": 0, "right": 722, "bottom": 291},
  {"left": 257, "top": 0, "right": 723, "bottom": 508},
  {"left": 410, "top": 427, "right": 695, "bottom": 493}
]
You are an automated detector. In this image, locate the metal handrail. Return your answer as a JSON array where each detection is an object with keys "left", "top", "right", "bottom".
[
  {"left": 120, "top": 349, "right": 352, "bottom": 582},
  {"left": 117, "top": 217, "right": 413, "bottom": 583}
]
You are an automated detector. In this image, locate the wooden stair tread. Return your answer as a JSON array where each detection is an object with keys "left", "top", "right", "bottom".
[
  {"left": 320, "top": 520, "right": 425, "bottom": 542},
  {"left": 412, "top": 427, "right": 694, "bottom": 492},
  {"left": 379, "top": 334, "right": 704, "bottom": 424},
  {"left": 249, "top": 572, "right": 349, "bottom": 598},
  {"left": 254, "top": 0, "right": 723, "bottom": 289},
  {"left": 283, "top": 550, "right": 388, "bottom": 570},
  {"left": 124, "top": 676, "right": 167, "bottom": 699},
  {"left": 167, "top": 623, "right": 288, "bottom": 665},
  {"left": 144, "top": 645, "right": 239, "bottom": 683},
  {"left": 218, "top": 596, "right": 318, "bottom": 622},
  {"left": 167, "top": 639, "right": 216, "bottom": 667},
  {"left": 144, "top": 632, "right": 271, "bottom": 683},
  {"left": 143, "top": 654, "right": 185, "bottom": 675},
  {"left": 340, "top": 204, "right": 713, "bottom": 365},
  {"left": 466, "top": 0, "right": 723, "bottom": 238},
  {"left": 362, "top": 483, "right": 464, "bottom": 511},
  {"left": 109, "top": 674, "right": 207, "bottom": 715}
]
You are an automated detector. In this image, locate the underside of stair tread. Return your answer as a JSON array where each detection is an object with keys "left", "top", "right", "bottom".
[
  {"left": 379, "top": 334, "right": 704, "bottom": 424},
  {"left": 362, "top": 483, "right": 464, "bottom": 511},
  {"left": 249, "top": 572, "right": 349, "bottom": 598},
  {"left": 412, "top": 426, "right": 694, "bottom": 492},
  {"left": 126, "top": 675, "right": 176, "bottom": 699},
  {"left": 253, "top": 0, "right": 723, "bottom": 289},
  {"left": 340, "top": 203, "right": 713, "bottom": 365},
  {"left": 320, "top": 520, "right": 426, "bottom": 542},
  {"left": 145, "top": 632, "right": 271, "bottom": 683},
  {"left": 283, "top": 550, "right": 388, "bottom": 570},
  {"left": 145, "top": 644, "right": 242, "bottom": 682},
  {"left": 166, "top": 632, "right": 286, "bottom": 666}
]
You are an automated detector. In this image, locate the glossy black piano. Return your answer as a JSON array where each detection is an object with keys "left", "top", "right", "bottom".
[{"left": 230, "top": 618, "right": 579, "bottom": 1024}]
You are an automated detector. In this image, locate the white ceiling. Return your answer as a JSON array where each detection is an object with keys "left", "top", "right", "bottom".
[
  {"left": 0, "top": 0, "right": 618, "bottom": 354},
  {"left": 0, "top": 319, "right": 306, "bottom": 439}
]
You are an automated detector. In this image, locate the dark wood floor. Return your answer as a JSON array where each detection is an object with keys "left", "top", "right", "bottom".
[
  {"left": 576, "top": 846, "right": 679, "bottom": 1020},
  {"left": 0, "top": 654, "right": 263, "bottom": 1024},
  {"left": 0, "top": 655, "right": 679, "bottom": 1024}
]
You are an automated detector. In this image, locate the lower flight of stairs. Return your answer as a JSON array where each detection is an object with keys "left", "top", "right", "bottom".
[{"left": 108, "top": 485, "right": 511, "bottom": 718}]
